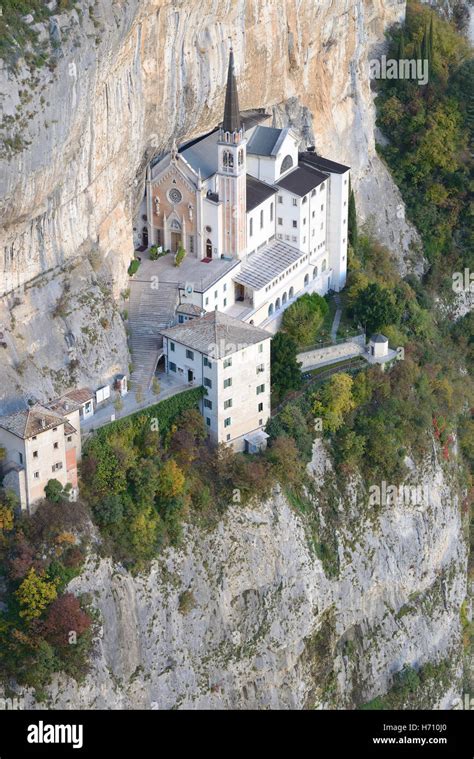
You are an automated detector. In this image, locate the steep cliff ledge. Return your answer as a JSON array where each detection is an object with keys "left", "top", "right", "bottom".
[
  {"left": 16, "top": 441, "right": 466, "bottom": 710},
  {"left": 1, "top": 0, "right": 418, "bottom": 408}
]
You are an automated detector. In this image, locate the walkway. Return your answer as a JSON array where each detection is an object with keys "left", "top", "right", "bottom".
[
  {"left": 128, "top": 257, "right": 179, "bottom": 391},
  {"left": 80, "top": 374, "right": 194, "bottom": 435}
]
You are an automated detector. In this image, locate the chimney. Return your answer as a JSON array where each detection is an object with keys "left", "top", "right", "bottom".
[{"left": 41, "top": 418, "right": 46, "bottom": 429}]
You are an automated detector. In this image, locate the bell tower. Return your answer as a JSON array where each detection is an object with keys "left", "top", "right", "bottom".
[{"left": 217, "top": 48, "right": 247, "bottom": 259}]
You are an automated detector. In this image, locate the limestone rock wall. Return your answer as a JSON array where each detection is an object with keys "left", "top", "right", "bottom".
[{"left": 18, "top": 441, "right": 466, "bottom": 710}]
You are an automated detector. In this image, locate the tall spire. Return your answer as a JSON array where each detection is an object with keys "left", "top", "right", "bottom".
[{"left": 222, "top": 47, "right": 241, "bottom": 133}]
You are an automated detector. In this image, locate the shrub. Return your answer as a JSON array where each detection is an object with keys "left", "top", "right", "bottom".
[{"left": 128, "top": 259, "right": 140, "bottom": 276}]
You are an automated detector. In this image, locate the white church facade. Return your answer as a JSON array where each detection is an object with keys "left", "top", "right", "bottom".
[{"left": 143, "top": 50, "right": 350, "bottom": 333}]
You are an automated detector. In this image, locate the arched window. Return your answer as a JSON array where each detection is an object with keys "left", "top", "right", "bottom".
[
  {"left": 289, "top": 286, "right": 294, "bottom": 299},
  {"left": 282, "top": 292, "right": 287, "bottom": 305},
  {"left": 268, "top": 303, "right": 274, "bottom": 317},
  {"left": 322, "top": 259, "right": 327, "bottom": 272},
  {"left": 223, "top": 150, "right": 234, "bottom": 169},
  {"left": 238, "top": 149, "right": 244, "bottom": 166},
  {"left": 275, "top": 297, "right": 281, "bottom": 311},
  {"left": 280, "top": 155, "right": 293, "bottom": 174},
  {"left": 304, "top": 273, "right": 309, "bottom": 286},
  {"left": 313, "top": 266, "right": 318, "bottom": 279}
]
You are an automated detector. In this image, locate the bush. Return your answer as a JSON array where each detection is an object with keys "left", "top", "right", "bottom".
[
  {"left": 128, "top": 259, "right": 140, "bottom": 276},
  {"left": 174, "top": 246, "right": 186, "bottom": 267}
]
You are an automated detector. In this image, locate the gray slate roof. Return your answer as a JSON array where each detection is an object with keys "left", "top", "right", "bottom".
[
  {"left": 246, "top": 126, "right": 287, "bottom": 157},
  {"left": 161, "top": 311, "right": 271, "bottom": 358},
  {"left": 223, "top": 49, "right": 241, "bottom": 133},
  {"left": 299, "top": 151, "right": 350, "bottom": 174},
  {"left": 180, "top": 130, "right": 220, "bottom": 180},
  {"left": 0, "top": 403, "right": 67, "bottom": 439},
  {"left": 276, "top": 163, "right": 328, "bottom": 196},
  {"left": 246, "top": 175, "right": 277, "bottom": 212},
  {"left": 371, "top": 333, "right": 388, "bottom": 343},
  {"left": 234, "top": 239, "right": 306, "bottom": 291}
]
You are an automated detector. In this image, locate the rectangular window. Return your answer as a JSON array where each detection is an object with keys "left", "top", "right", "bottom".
[
  {"left": 53, "top": 442, "right": 59, "bottom": 450},
  {"left": 278, "top": 195, "right": 283, "bottom": 204},
  {"left": 33, "top": 450, "right": 38, "bottom": 458},
  {"left": 178, "top": 314, "right": 184, "bottom": 323},
  {"left": 204, "top": 399, "right": 213, "bottom": 409},
  {"left": 169, "top": 361, "right": 176, "bottom": 372},
  {"left": 189, "top": 235, "right": 194, "bottom": 254},
  {"left": 204, "top": 357, "right": 212, "bottom": 368},
  {"left": 224, "top": 399, "right": 232, "bottom": 409},
  {"left": 256, "top": 364, "right": 265, "bottom": 374},
  {"left": 34, "top": 471, "right": 40, "bottom": 480},
  {"left": 224, "top": 378, "right": 232, "bottom": 389},
  {"left": 260, "top": 209, "right": 264, "bottom": 229},
  {"left": 256, "top": 384, "right": 265, "bottom": 395},
  {"left": 67, "top": 436, "right": 72, "bottom": 443},
  {"left": 170, "top": 341, "right": 175, "bottom": 352},
  {"left": 321, "top": 205, "right": 324, "bottom": 212},
  {"left": 206, "top": 417, "right": 211, "bottom": 427},
  {"left": 223, "top": 283, "right": 227, "bottom": 292},
  {"left": 223, "top": 357, "right": 232, "bottom": 368},
  {"left": 249, "top": 218, "right": 253, "bottom": 237},
  {"left": 278, "top": 217, "right": 283, "bottom": 226},
  {"left": 258, "top": 402, "right": 264, "bottom": 412},
  {"left": 303, "top": 217, "right": 306, "bottom": 225},
  {"left": 205, "top": 297, "right": 209, "bottom": 306},
  {"left": 186, "top": 349, "right": 194, "bottom": 360},
  {"left": 292, "top": 220, "right": 297, "bottom": 228},
  {"left": 270, "top": 202, "right": 274, "bottom": 221},
  {"left": 204, "top": 377, "right": 212, "bottom": 388},
  {"left": 258, "top": 343, "right": 263, "bottom": 353},
  {"left": 214, "top": 290, "right": 218, "bottom": 299},
  {"left": 226, "top": 433, "right": 231, "bottom": 441},
  {"left": 224, "top": 417, "right": 232, "bottom": 428},
  {"left": 292, "top": 198, "right": 297, "bottom": 206},
  {"left": 223, "top": 298, "right": 227, "bottom": 307},
  {"left": 52, "top": 462, "right": 63, "bottom": 472},
  {"left": 19, "top": 452, "right": 23, "bottom": 464}
]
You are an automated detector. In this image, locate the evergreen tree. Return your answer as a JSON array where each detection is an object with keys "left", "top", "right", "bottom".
[
  {"left": 428, "top": 15, "right": 435, "bottom": 59},
  {"left": 421, "top": 27, "right": 429, "bottom": 63},
  {"left": 397, "top": 31, "right": 405, "bottom": 61},
  {"left": 348, "top": 182, "right": 358, "bottom": 250}
]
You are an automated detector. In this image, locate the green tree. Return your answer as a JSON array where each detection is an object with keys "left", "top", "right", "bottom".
[
  {"left": 353, "top": 282, "right": 400, "bottom": 334},
  {"left": 271, "top": 332, "right": 302, "bottom": 401},
  {"left": 348, "top": 184, "right": 358, "bottom": 250},
  {"left": 282, "top": 293, "right": 329, "bottom": 346},
  {"left": 44, "top": 479, "right": 65, "bottom": 504}
]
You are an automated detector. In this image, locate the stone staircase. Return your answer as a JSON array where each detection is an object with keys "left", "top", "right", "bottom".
[{"left": 128, "top": 277, "right": 179, "bottom": 390}]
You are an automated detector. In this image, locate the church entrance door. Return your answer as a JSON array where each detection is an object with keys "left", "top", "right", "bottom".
[{"left": 171, "top": 232, "right": 181, "bottom": 253}]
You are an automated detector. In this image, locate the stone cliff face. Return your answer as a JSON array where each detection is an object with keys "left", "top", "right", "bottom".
[
  {"left": 1, "top": 0, "right": 417, "bottom": 410},
  {"left": 19, "top": 441, "right": 466, "bottom": 710}
]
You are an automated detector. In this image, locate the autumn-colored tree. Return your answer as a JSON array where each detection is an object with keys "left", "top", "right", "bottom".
[
  {"left": 16, "top": 568, "right": 57, "bottom": 622},
  {"left": 267, "top": 435, "right": 304, "bottom": 486},
  {"left": 0, "top": 504, "right": 14, "bottom": 533},
  {"left": 312, "top": 373, "right": 356, "bottom": 434},
  {"left": 42, "top": 593, "right": 92, "bottom": 648},
  {"left": 157, "top": 460, "right": 185, "bottom": 501}
]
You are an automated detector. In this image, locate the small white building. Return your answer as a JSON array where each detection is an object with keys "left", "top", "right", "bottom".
[
  {"left": 160, "top": 311, "right": 271, "bottom": 452},
  {"left": 369, "top": 334, "right": 389, "bottom": 359}
]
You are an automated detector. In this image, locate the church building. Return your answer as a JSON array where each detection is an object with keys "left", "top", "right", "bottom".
[{"left": 144, "top": 48, "right": 350, "bottom": 332}]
